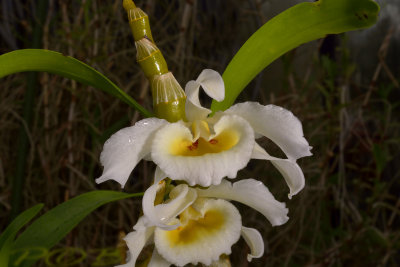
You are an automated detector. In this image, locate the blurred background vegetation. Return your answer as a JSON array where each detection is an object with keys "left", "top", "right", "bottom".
[{"left": 1, "top": 0, "right": 399, "bottom": 266}]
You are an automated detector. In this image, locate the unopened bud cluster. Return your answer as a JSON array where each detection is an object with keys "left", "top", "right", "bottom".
[{"left": 123, "top": 0, "right": 186, "bottom": 122}]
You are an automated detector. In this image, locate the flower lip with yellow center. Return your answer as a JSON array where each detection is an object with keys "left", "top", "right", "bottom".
[
  {"left": 154, "top": 198, "right": 242, "bottom": 266},
  {"left": 169, "top": 119, "right": 240, "bottom": 156},
  {"left": 168, "top": 119, "right": 242, "bottom": 157},
  {"left": 166, "top": 206, "right": 225, "bottom": 246},
  {"left": 152, "top": 115, "right": 255, "bottom": 186},
  {"left": 169, "top": 131, "right": 239, "bottom": 157}
]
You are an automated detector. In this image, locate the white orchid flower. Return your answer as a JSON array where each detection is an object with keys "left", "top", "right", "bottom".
[
  {"left": 96, "top": 69, "right": 311, "bottom": 197},
  {"left": 117, "top": 171, "right": 289, "bottom": 267}
]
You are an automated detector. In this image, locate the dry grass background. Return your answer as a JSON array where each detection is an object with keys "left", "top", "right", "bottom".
[{"left": 1, "top": 0, "right": 399, "bottom": 266}]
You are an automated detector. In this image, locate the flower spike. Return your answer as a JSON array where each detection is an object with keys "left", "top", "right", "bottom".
[{"left": 123, "top": 0, "right": 186, "bottom": 122}]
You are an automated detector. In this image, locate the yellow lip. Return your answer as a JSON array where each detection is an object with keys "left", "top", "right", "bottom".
[
  {"left": 165, "top": 206, "right": 225, "bottom": 246},
  {"left": 169, "top": 122, "right": 239, "bottom": 157}
]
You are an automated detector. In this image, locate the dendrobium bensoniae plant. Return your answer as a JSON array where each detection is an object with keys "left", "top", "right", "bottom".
[
  {"left": 95, "top": 0, "right": 312, "bottom": 266},
  {"left": 97, "top": 68, "right": 311, "bottom": 266},
  {"left": 0, "top": 0, "right": 382, "bottom": 265}
]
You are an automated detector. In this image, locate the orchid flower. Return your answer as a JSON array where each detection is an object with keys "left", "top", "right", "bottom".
[
  {"left": 96, "top": 69, "right": 311, "bottom": 197},
  {"left": 117, "top": 170, "right": 289, "bottom": 267}
]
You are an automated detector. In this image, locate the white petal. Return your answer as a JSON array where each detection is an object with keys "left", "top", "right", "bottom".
[
  {"left": 143, "top": 182, "right": 197, "bottom": 230},
  {"left": 148, "top": 249, "right": 171, "bottom": 267},
  {"left": 225, "top": 102, "right": 312, "bottom": 160},
  {"left": 196, "top": 69, "right": 225, "bottom": 102},
  {"left": 241, "top": 226, "right": 264, "bottom": 262},
  {"left": 96, "top": 118, "right": 167, "bottom": 187},
  {"left": 140, "top": 167, "right": 167, "bottom": 231},
  {"left": 151, "top": 115, "right": 255, "bottom": 186},
  {"left": 197, "top": 179, "right": 289, "bottom": 226},
  {"left": 185, "top": 80, "right": 211, "bottom": 121},
  {"left": 154, "top": 199, "right": 242, "bottom": 267},
  {"left": 252, "top": 143, "right": 305, "bottom": 199},
  {"left": 116, "top": 217, "right": 155, "bottom": 267},
  {"left": 185, "top": 69, "right": 225, "bottom": 121}
]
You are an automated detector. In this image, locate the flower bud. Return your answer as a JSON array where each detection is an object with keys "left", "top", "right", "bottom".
[
  {"left": 123, "top": 0, "right": 154, "bottom": 42},
  {"left": 135, "top": 38, "right": 168, "bottom": 78},
  {"left": 151, "top": 72, "right": 186, "bottom": 122}
]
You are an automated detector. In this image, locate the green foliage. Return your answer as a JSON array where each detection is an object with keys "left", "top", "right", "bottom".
[
  {"left": 0, "top": 205, "right": 43, "bottom": 267},
  {"left": 211, "top": 0, "right": 380, "bottom": 112},
  {"left": 0, "top": 49, "right": 152, "bottom": 117},
  {"left": 9, "top": 191, "right": 141, "bottom": 267}
]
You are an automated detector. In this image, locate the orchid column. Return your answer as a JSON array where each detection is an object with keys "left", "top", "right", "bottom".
[{"left": 123, "top": 0, "right": 186, "bottom": 122}]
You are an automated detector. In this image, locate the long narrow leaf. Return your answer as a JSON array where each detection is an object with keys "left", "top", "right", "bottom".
[
  {"left": 0, "top": 204, "right": 43, "bottom": 266},
  {"left": 0, "top": 49, "right": 152, "bottom": 117},
  {"left": 11, "top": 190, "right": 142, "bottom": 267},
  {"left": 211, "top": 0, "right": 379, "bottom": 112}
]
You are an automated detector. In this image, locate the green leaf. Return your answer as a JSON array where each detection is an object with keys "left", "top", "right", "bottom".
[
  {"left": 10, "top": 190, "right": 142, "bottom": 267},
  {"left": 211, "top": 0, "right": 379, "bottom": 112},
  {"left": 0, "top": 204, "right": 43, "bottom": 267},
  {"left": 0, "top": 49, "right": 152, "bottom": 117}
]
